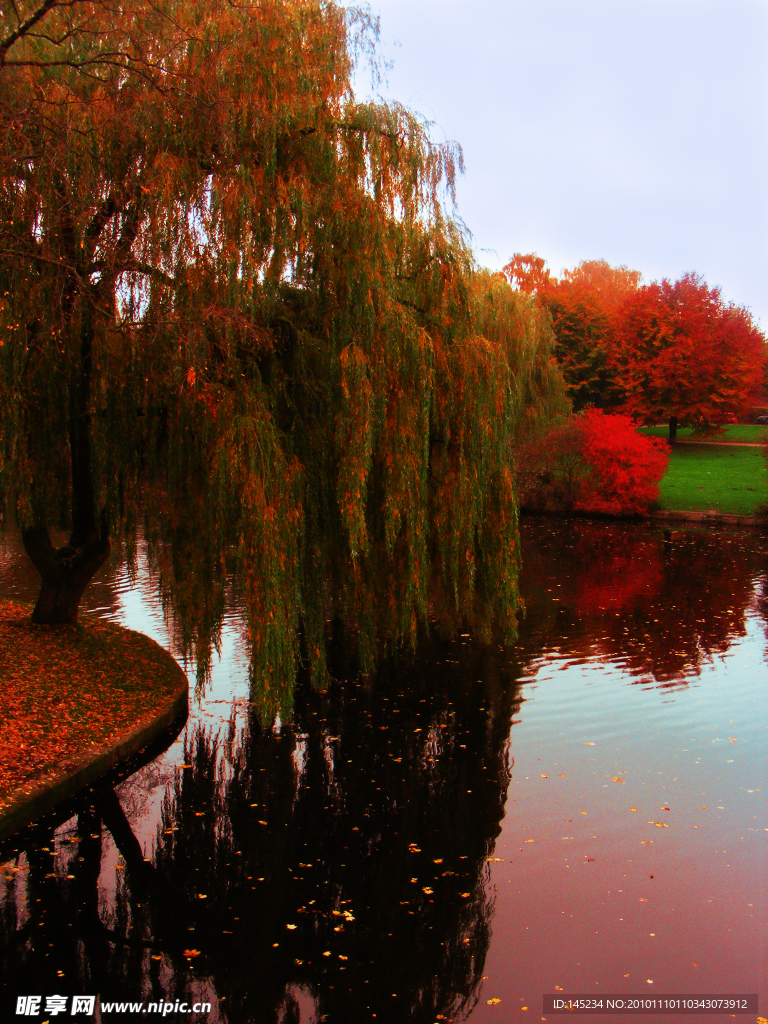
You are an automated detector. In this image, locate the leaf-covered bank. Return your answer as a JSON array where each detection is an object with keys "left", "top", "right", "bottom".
[{"left": 0, "top": 601, "right": 187, "bottom": 839}]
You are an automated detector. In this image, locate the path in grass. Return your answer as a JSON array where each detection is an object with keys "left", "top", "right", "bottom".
[
  {"left": 657, "top": 442, "right": 767, "bottom": 515},
  {"left": 642, "top": 423, "right": 768, "bottom": 445}
]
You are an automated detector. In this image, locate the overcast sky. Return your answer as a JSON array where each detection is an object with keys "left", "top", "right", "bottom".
[{"left": 353, "top": 0, "right": 768, "bottom": 329}]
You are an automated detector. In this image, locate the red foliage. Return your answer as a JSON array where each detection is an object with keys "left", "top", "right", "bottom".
[
  {"left": 574, "top": 409, "right": 670, "bottom": 515},
  {"left": 612, "top": 274, "right": 767, "bottom": 429},
  {"left": 502, "top": 253, "right": 551, "bottom": 295},
  {"left": 503, "top": 255, "right": 642, "bottom": 411}
]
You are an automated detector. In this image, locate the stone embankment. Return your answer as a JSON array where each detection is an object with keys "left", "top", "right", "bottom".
[{"left": 651, "top": 509, "right": 761, "bottom": 527}]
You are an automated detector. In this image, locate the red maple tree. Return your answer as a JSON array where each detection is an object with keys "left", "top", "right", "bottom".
[{"left": 611, "top": 274, "right": 766, "bottom": 439}]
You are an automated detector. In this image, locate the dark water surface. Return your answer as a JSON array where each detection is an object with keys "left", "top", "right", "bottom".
[{"left": 1, "top": 519, "right": 766, "bottom": 1023}]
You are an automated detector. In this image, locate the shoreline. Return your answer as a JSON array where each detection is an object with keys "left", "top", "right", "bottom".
[
  {"left": 0, "top": 601, "right": 188, "bottom": 842},
  {"left": 520, "top": 507, "right": 763, "bottom": 527}
]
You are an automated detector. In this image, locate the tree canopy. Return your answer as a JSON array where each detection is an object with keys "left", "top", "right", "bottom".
[
  {"left": 504, "top": 255, "right": 766, "bottom": 434},
  {"left": 503, "top": 255, "right": 640, "bottom": 411},
  {"left": 611, "top": 273, "right": 766, "bottom": 439},
  {"left": 0, "top": 0, "right": 566, "bottom": 716}
]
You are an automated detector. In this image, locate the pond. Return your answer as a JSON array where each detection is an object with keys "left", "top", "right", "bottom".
[{"left": 1, "top": 519, "right": 766, "bottom": 1023}]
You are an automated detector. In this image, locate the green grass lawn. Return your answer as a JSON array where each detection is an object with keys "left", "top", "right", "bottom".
[
  {"left": 642, "top": 424, "right": 768, "bottom": 444},
  {"left": 657, "top": 443, "right": 767, "bottom": 515}
]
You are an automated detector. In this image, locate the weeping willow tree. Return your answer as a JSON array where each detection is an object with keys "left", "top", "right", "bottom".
[{"left": 0, "top": 0, "right": 566, "bottom": 714}]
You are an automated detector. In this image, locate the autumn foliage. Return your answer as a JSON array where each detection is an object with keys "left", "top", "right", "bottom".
[
  {"left": 515, "top": 410, "right": 669, "bottom": 516},
  {"left": 504, "top": 255, "right": 766, "bottom": 434},
  {"left": 611, "top": 273, "right": 766, "bottom": 436},
  {"left": 575, "top": 409, "right": 669, "bottom": 514},
  {"left": 503, "top": 256, "right": 641, "bottom": 411},
  {"left": 0, "top": 1, "right": 571, "bottom": 713}
]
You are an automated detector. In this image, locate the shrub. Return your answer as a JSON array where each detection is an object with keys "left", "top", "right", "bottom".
[
  {"left": 575, "top": 409, "right": 670, "bottom": 514},
  {"left": 515, "top": 410, "right": 669, "bottom": 516}
]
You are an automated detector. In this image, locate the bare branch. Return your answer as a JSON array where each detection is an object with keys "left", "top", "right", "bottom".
[{"left": 0, "top": 0, "right": 81, "bottom": 62}]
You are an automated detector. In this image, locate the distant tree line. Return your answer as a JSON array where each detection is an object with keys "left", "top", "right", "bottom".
[{"left": 504, "top": 255, "right": 766, "bottom": 441}]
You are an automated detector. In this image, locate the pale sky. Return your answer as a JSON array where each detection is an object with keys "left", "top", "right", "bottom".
[{"left": 353, "top": 0, "right": 768, "bottom": 329}]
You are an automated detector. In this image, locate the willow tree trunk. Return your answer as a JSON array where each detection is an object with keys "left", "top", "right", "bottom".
[{"left": 22, "top": 300, "right": 110, "bottom": 624}]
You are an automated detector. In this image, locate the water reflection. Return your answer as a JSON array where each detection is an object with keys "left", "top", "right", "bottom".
[
  {"left": 1, "top": 519, "right": 767, "bottom": 1022},
  {"left": 1, "top": 637, "right": 521, "bottom": 1023},
  {"left": 518, "top": 518, "right": 766, "bottom": 685}
]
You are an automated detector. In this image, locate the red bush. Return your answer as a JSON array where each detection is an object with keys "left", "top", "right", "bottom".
[{"left": 574, "top": 409, "right": 669, "bottom": 515}]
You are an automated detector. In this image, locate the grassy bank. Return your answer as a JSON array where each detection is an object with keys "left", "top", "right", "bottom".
[
  {"left": 656, "top": 443, "right": 767, "bottom": 515},
  {"left": 0, "top": 601, "right": 187, "bottom": 835}
]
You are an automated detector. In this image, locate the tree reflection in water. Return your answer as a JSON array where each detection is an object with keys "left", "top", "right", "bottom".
[
  {"left": 519, "top": 518, "right": 765, "bottom": 685},
  {"left": 1, "top": 636, "right": 522, "bottom": 1023}
]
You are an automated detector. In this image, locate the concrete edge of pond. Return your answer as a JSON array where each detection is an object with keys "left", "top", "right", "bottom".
[
  {"left": 0, "top": 602, "right": 189, "bottom": 843},
  {"left": 650, "top": 509, "right": 762, "bottom": 527},
  {"left": 521, "top": 508, "right": 764, "bottom": 527}
]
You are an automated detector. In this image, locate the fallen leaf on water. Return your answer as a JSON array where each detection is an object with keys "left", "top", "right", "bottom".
[
  {"left": 183, "top": 950, "right": 200, "bottom": 958},
  {"left": 286, "top": 924, "right": 297, "bottom": 930},
  {"left": 612, "top": 777, "right": 624, "bottom": 783},
  {"left": 323, "top": 951, "right": 331, "bottom": 957},
  {"left": 423, "top": 887, "right": 433, "bottom": 895},
  {"left": 585, "top": 742, "right": 595, "bottom": 746},
  {"left": 486, "top": 998, "right": 501, "bottom": 1005},
  {"left": 540, "top": 774, "right": 548, "bottom": 779},
  {"left": 630, "top": 808, "right": 637, "bottom": 812},
  {"left": 460, "top": 893, "right": 471, "bottom": 898}
]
